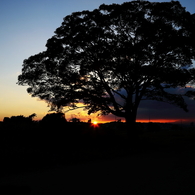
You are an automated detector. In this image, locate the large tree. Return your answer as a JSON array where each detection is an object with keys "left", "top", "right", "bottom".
[{"left": 18, "top": 0, "right": 195, "bottom": 127}]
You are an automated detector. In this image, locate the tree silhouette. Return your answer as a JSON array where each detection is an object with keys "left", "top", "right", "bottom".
[
  {"left": 70, "top": 118, "right": 80, "bottom": 123},
  {"left": 41, "top": 112, "right": 67, "bottom": 124},
  {"left": 18, "top": 1, "right": 195, "bottom": 129}
]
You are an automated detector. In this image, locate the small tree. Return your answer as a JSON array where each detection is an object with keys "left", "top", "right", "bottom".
[
  {"left": 41, "top": 112, "right": 67, "bottom": 124},
  {"left": 70, "top": 118, "right": 80, "bottom": 123},
  {"left": 28, "top": 113, "right": 37, "bottom": 121},
  {"left": 18, "top": 1, "right": 195, "bottom": 131}
]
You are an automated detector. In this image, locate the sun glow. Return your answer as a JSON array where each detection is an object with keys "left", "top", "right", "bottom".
[{"left": 93, "top": 121, "right": 98, "bottom": 125}]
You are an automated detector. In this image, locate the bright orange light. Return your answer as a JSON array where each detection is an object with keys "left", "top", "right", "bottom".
[
  {"left": 90, "top": 121, "right": 99, "bottom": 128},
  {"left": 93, "top": 121, "right": 98, "bottom": 125}
]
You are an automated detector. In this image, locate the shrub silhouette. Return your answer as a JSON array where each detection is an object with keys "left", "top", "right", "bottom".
[
  {"left": 3, "top": 114, "right": 36, "bottom": 127},
  {"left": 41, "top": 112, "right": 67, "bottom": 127},
  {"left": 69, "top": 118, "right": 80, "bottom": 123}
]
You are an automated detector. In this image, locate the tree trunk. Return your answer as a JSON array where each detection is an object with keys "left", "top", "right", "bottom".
[{"left": 125, "top": 107, "right": 139, "bottom": 141}]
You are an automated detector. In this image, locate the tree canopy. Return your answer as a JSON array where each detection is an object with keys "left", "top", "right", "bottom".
[{"left": 18, "top": 0, "right": 195, "bottom": 125}]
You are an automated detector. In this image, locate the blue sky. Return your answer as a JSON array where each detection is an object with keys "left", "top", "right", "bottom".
[{"left": 1, "top": 0, "right": 195, "bottom": 123}]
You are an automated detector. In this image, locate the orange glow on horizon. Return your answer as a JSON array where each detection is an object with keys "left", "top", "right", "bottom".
[
  {"left": 136, "top": 119, "right": 189, "bottom": 123},
  {"left": 93, "top": 121, "right": 98, "bottom": 125},
  {"left": 0, "top": 116, "right": 192, "bottom": 124},
  {"left": 0, "top": 108, "right": 193, "bottom": 124},
  {"left": 92, "top": 121, "right": 99, "bottom": 126}
]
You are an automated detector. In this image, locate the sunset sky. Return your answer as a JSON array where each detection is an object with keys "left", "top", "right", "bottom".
[{"left": 1, "top": 0, "right": 195, "bottom": 123}]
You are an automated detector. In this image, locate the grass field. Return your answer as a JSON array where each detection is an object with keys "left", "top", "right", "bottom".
[
  {"left": 1, "top": 122, "right": 195, "bottom": 194},
  {"left": 1, "top": 122, "right": 195, "bottom": 176}
]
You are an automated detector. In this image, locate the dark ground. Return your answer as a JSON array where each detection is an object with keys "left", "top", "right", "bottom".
[{"left": 0, "top": 122, "right": 195, "bottom": 194}]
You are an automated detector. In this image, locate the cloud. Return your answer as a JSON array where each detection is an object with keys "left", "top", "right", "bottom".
[
  {"left": 137, "top": 97, "right": 195, "bottom": 122},
  {"left": 113, "top": 86, "right": 195, "bottom": 122}
]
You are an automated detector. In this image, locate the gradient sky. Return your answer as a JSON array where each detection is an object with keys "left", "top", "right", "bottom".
[{"left": 1, "top": 0, "right": 195, "bottom": 123}]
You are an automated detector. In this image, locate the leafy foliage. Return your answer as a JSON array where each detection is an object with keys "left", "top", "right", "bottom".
[{"left": 17, "top": 1, "right": 195, "bottom": 123}]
